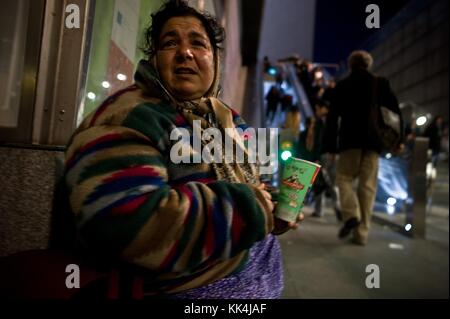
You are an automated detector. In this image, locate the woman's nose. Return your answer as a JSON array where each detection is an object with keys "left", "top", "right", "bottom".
[{"left": 176, "top": 44, "right": 194, "bottom": 61}]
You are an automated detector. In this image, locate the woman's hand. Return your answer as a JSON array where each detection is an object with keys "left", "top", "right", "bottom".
[
  {"left": 272, "top": 213, "right": 305, "bottom": 236},
  {"left": 257, "top": 183, "right": 304, "bottom": 235},
  {"left": 256, "top": 183, "right": 275, "bottom": 214}
]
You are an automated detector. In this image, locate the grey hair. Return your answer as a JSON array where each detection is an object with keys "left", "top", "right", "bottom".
[{"left": 348, "top": 50, "right": 373, "bottom": 71}]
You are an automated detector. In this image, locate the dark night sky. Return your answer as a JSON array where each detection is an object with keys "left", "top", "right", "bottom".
[{"left": 313, "top": 0, "right": 411, "bottom": 66}]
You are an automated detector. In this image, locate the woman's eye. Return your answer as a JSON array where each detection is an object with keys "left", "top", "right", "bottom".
[
  {"left": 192, "top": 40, "right": 207, "bottom": 48},
  {"left": 162, "top": 40, "right": 177, "bottom": 48}
]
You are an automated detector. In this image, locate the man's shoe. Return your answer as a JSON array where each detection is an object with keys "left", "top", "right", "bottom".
[{"left": 338, "top": 217, "right": 360, "bottom": 239}]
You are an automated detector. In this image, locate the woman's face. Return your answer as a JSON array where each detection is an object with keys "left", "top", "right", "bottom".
[{"left": 156, "top": 16, "right": 215, "bottom": 101}]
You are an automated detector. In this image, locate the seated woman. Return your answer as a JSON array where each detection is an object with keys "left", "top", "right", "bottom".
[{"left": 64, "top": 0, "right": 300, "bottom": 299}]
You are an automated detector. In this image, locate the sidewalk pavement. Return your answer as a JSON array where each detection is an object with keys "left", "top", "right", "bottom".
[{"left": 279, "top": 202, "right": 448, "bottom": 299}]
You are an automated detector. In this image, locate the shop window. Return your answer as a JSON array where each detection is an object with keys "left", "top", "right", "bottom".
[
  {"left": 0, "top": 0, "right": 44, "bottom": 143},
  {"left": 0, "top": 1, "right": 29, "bottom": 128},
  {"left": 79, "top": 0, "right": 164, "bottom": 125}
]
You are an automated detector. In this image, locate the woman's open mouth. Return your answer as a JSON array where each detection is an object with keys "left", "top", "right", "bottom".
[{"left": 175, "top": 67, "right": 196, "bottom": 75}]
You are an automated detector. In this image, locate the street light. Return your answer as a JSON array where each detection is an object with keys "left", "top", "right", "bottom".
[{"left": 416, "top": 116, "right": 427, "bottom": 126}]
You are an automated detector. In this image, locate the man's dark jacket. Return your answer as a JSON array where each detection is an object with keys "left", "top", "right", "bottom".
[{"left": 324, "top": 69, "right": 403, "bottom": 154}]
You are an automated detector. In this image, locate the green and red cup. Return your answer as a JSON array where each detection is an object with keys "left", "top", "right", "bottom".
[{"left": 275, "top": 157, "right": 321, "bottom": 223}]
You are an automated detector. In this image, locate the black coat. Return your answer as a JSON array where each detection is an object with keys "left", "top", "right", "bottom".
[
  {"left": 324, "top": 70, "right": 402, "bottom": 154},
  {"left": 424, "top": 122, "right": 443, "bottom": 153}
]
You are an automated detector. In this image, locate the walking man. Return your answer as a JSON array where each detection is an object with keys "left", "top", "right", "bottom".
[{"left": 324, "top": 50, "right": 403, "bottom": 245}]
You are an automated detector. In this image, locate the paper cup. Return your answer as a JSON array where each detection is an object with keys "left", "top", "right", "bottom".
[{"left": 274, "top": 157, "right": 321, "bottom": 223}]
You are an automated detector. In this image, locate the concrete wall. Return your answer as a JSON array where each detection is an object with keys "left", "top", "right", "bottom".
[
  {"left": 0, "top": 147, "right": 64, "bottom": 256},
  {"left": 370, "top": 0, "right": 449, "bottom": 120}
]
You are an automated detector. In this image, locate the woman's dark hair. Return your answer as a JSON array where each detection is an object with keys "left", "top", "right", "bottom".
[{"left": 142, "top": 0, "right": 225, "bottom": 57}]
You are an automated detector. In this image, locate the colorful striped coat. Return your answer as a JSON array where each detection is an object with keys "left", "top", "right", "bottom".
[{"left": 64, "top": 84, "right": 274, "bottom": 294}]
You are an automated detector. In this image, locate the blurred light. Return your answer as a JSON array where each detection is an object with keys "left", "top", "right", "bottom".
[
  {"left": 315, "top": 71, "right": 323, "bottom": 79},
  {"left": 102, "top": 81, "right": 110, "bottom": 89},
  {"left": 87, "top": 92, "right": 96, "bottom": 100},
  {"left": 386, "top": 205, "right": 395, "bottom": 215},
  {"left": 385, "top": 153, "right": 392, "bottom": 159},
  {"left": 388, "top": 243, "right": 404, "bottom": 250},
  {"left": 387, "top": 197, "right": 397, "bottom": 206},
  {"left": 281, "top": 141, "right": 293, "bottom": 150},
  {"left": 389, "top": 190, "right": 408, "bottom": 202},
  {"left": 416, "top": 116, "right": 427, "bottom": 126},
  {"left": 116, "top": 73, "right": 127, "bottom": 81},
  {"left": 405, "top": 224, "right": 412, "bottom": 231},
  {"left": 281, "top": 150, "right": 292, "bottom": 161},
  {"left": 268, "top": 67, "right": 277, "bottom": 76},
  {"left": 426, "top": 163, "right": 436, "bottom": 180}
]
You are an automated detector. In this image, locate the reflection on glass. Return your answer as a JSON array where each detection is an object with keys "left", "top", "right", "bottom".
[{"left": 0, "top": 0, "right": 30, "bottom": 128}]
